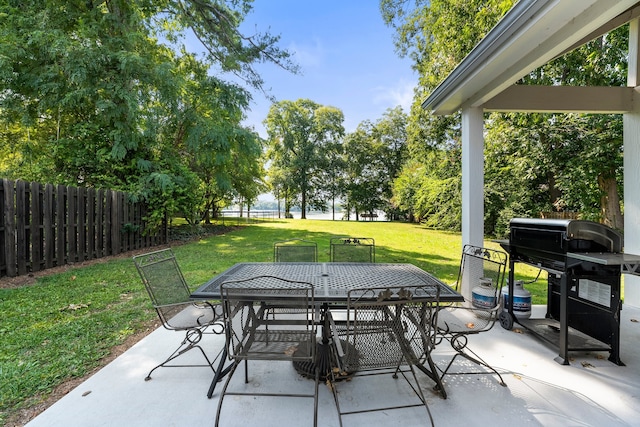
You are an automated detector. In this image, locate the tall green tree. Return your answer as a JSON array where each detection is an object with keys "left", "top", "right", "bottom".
[
  {"left": 344, "top": 107, "right": 408, "bottom": 219},
  {"left": 342, "top": 125, "right": 380, "bottom": 219},
  {"left": 382, "top": 0, "right": 512, "bottom": 231},
  {"left": 0, "top": 0, "right": 293, "bottom": 225},
  {"left": 372, "top": 106, "right": 409, "bottom": 219},
  {"left": 316, "top": 133, "right": 346, "bottom": 220},
  {"left": 264, "top": 99, "right": 344, "bottom": 219}
]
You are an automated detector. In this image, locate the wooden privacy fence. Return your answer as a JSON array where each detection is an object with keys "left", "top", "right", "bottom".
[
  {"left": 540, "top": 211, "right": 581, "bottom": 220},
  {"left": 1, "top": 179, "right": 167, "bottom": 278}
]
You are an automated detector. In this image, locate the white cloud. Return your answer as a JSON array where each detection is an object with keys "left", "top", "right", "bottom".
[
  {"left": 372, "top": 78, "right": 416, "bottom": 113},
  {"left": 289, "top": 38, "right": 325, "bottom": 68}
]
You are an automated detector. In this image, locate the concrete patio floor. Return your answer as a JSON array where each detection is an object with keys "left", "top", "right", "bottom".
[{"left": 24, "top": 305, "right": 640, "bottom": 427}]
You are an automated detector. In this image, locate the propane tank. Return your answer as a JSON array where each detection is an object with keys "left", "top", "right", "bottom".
[
  {"left": 502, "top": 280, "right": 532, "bottom": 320},
  {"left": 471, "top": 278, "right": 497, "bottom": 310}
]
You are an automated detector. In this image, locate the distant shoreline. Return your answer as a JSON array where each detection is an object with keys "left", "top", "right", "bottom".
[{"left": 221, "top": 209, "right": 386, "bottom": 221}]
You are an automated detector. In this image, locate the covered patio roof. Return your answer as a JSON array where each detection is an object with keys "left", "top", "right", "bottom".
[
  {"left": 422, "top": 0, "right": 640, "bottom": 115},
  {"left": 420, "top": 0, "right": 640, "bottom": 307}
]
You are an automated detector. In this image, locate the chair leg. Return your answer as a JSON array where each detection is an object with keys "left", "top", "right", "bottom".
[
  {"left": 439, "top": 334, "right": 507, "bottom": 387},
  {"left": 404, "top": 364, "right": 436, "bottom": 427},
  {"left": 215, "top": 359, "right": 318, "bottom": 427},
  {"left": 313, "top": 365, "right": 319, "bottom": 427},
  {"left": 404, "top": 351, "right": 448, "bottom": 399},
  {"left": 331, "top": 365, "right": 435, "bottom": 426},
  {"left": 145, "top": 329, "right": 219, "bottom": 381},
  {"left": 207, "top": 346, "right": 234, "bottom": 398},
  {"left": 214, "top": 360, "right": 240, "bottom": 427},
  {"left": 329, "top": 368, "right": 344, "bottom": 427}
]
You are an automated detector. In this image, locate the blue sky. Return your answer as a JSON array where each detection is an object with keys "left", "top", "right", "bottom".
[{"left": 225, "top": 0, "right": 418, "bottom": 137}]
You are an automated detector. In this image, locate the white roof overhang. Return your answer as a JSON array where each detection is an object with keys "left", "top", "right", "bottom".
[{"left": 422, "top": 0, "right": 640, "bottom": 115}]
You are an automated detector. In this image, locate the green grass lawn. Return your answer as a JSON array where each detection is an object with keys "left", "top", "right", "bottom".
[{"left": 0, "top": 218, "right": 546, "bottom": 425}]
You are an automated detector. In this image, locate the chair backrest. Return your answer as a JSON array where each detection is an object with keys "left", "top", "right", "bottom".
[
  {"left": 456, "top": 245, "right": 508, "bottom": 308},
  {"left": 273, "top": 239, "right": 318, "bottom": 262},
  {"left": 133, "top": 248, "right": 192, "bottom": 324},
  {"left": 329, "top": 237, "right": 375, "bottom": 262},
  {"left": 341, "top": 284, "right": 439, "bottom": 372},
  {"left": 220, "top": 276, "right": 316, "bottom": 362}
]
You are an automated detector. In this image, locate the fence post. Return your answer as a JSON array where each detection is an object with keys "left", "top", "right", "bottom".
[
  {"left": 96, "top": 189, "right": 104, "bottom": 258},
  {"left": 16, "top": 180, "right": 27, "bottom": 275},
  {"left": 56, "top": 184, "right": 66, "bottom": 267},
  {"left": 77, "top": 186, "right": 86, "bottom": 261},
  {"left": 87, "top": 188, "right": 95, "bottom": 260},
  {"left": 3, "top": 179, "right": 17, "bottom": 277},
  {"left": 0, "top": 179, "right": 5, "bottom": 276},
  {"left": 122, "top": 192, "right": 130, "bottom": 252},
  {"left": 44, "top": 183, "right": 54, "bottom": 269},
  {"left": 105, "top": 189, "right": 112, "bottom": 255},
  {"left": 110, "top": 190, "right": 121, "bottom": 255},
  {"left": 67, "top": 185, "right": 77, "bottom": 263},
  {"left": 30, "top": 181, "right": 43, "bottom": 272}
]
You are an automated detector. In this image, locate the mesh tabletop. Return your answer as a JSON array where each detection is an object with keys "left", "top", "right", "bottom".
[{"left": 191, "top": 263, "right": 462, "bottom": 303}]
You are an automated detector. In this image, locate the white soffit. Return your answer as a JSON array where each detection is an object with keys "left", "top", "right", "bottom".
[{"left": 423, "top": 0, "right": 640, "bottom": 115}]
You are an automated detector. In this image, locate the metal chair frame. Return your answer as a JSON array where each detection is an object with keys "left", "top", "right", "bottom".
[
  {"left": 329, "top": 236, "right": 375, "bottom": 263},
  {"left": 329, "top": 284, "right": 439, "bottom": 426},
  {"left": 132, "top": 248, "right": 226, "bottom": 382},
  {"left": 215, "top": 276, "right": 319, "bottom": 427},
  {"left": 273, "top": 238, "right": 318, "bottom": 262},
  {"left": 435, "top": 244, "right": 508, "bottom": 387}
]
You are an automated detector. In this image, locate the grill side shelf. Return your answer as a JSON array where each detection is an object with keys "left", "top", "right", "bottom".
[{"left": 568, "top": 252, "right": 640, "bottom": 275}]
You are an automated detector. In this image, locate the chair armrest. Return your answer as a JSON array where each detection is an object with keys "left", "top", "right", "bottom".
[
  {"left": 436, "top": 305, "right": 499, "bottom": 334},
  {"left": 154, "top": 300, "right": 220, "bottom": 317},
  {"left": 153, "top": 300, "right": 202, "bottom": 309}
]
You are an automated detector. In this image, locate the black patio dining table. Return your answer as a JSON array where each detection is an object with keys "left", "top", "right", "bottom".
[{"left": 191, "top": 262, "right": 464, "bottom": 399}]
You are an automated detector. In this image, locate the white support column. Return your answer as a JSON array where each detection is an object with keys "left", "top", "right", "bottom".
[
  {"left": 461, "top": 106, "right": 485, "bottom": 247},
  {"left": 461, "top": 106, "right": 485, "bottom": 300},
  {"left": 624, "top": 18, "right": 640, "bottom": 308}
]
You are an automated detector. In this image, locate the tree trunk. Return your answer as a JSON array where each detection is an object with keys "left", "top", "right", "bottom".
[
  {"left": 277, "top": 194, "right": 281, "bottom": 219},
  {"left": 598, "top": 174, "right": 623, "bottom": 231},
  {"left": 202, "top": 199, "right": 212, "bottom": 224},
  {"left": 284, "top": 189, "right": 291, "bottom": 217},
  {"left": 301, "top": 188, "right": 307, "bottom": 219},
  {"left": 547, "top": 172, "right": 563, "bottom": 210},
  {"left": 332, "top": 195, "right": 336, "bottom": 221}
]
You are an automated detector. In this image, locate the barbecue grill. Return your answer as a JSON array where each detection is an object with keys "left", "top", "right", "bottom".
[{"left": 499, "top": 218, "right": 627, "bottom": 365}]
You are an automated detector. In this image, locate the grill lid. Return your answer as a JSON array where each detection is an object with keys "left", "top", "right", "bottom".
[{"left": 509, "top": 218, "right": 623, "bottom": 254}]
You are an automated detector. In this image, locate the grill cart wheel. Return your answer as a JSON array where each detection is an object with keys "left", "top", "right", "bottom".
[{"left": 499, "top": 310, "right": 514, "bottom": 330}]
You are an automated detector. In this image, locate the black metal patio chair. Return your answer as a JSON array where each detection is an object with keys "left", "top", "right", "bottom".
[
  {"left": 435, "top": 244, "right": 508, "bottom": 387},
  {"left": 329, "top": 236, "right": 375, "bottom": 262},
  {"left": 215, "top": 276, "right": 319, "bottom": 427},
  {"left": 328, "top": 284, "right": 439, "bottom": 426},
  {"left": 133, "top": 248, "right": 225, "bottom": 382},
  {"left": 273, "top": 238, "right": 318, "bottom": 262}
]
